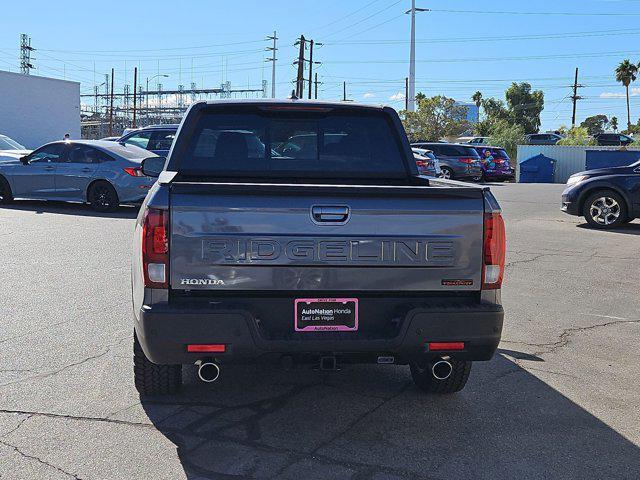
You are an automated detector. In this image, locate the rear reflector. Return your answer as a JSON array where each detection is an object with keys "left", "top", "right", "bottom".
[
  {"left": 482, "top": 212, "right": 506, "bottom": 289},
  {"left": 429, "top": 342, "right": 465, "bottom": 351},
  {"left": 187, "top": 344, "right": 226, "bottom": 353}
]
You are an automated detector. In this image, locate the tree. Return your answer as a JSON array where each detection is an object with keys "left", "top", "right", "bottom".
[
  {"left": 415, "top": 92, "right": 426, "bottom": 103},
  {"left": 477, "top": 85, "right": 544, "bottom": 134},
  {"left": 471, "top": 91, "right": 483, "bottom": 121},
  {"left": 473, "top": 119, "right": 495, "bottom": 136},
  {"left": 488, "top": 120, "right": 526, "bottom": 160},
  {"left": 611, "top": 116, "right": 619, "bottom": 132},
  {"left": 615, "top": 59, "right": 638, "bottom": 130},
  {"left": 580, "top": 115, "right": 609, "bottom": 136},
  {"left": 504, "top": 82, "right": 545, "bottom": 134},
  {"left": 401, "top": 95, "right": 470, "bottom": 142},
  {"left": 557, "top": 126, "right": 596, "bottom": 146},
  {"left": 482, "top": 97, "right": 509, "bottom": 122}
]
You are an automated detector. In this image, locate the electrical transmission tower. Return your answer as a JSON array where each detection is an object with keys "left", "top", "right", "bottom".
[
  {"left": 20, "top": 34, "right": 35, "bottom": 75},
  {"left": 266, "top": 31, "right": 278, "bottom": 98}
]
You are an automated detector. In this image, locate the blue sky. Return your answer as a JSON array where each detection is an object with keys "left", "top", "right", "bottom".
[{"left": 1, "top": 0, "right": 640, "bottom": 130}]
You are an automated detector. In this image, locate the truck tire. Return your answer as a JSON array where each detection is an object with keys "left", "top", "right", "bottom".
[
  {"left": 0, "top": 176, "right": 13, "bottom": 204},
  {"left": 134, "top": 333, "right": 182, "bottom": 396},
  {"left": 410, "top": 358, "right": 472, "bottom": 394},
  {"left": 582, "top": 190, "right": 628, "bottom": 229},
  {"left": 88, "top": 181, "right": 119, "bottom": 212}
]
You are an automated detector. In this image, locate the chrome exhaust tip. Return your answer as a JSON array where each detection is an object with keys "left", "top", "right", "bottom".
[
  {"left": 431, "top": 359, "right": 453, "bottom": 380},
  {"left": 196, "top": 361, "right": 220, "bottom": 383}
]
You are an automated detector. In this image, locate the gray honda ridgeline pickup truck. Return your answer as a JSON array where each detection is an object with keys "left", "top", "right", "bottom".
[{"left": 132, "top": 100, "right": 506, "bottom": 396}]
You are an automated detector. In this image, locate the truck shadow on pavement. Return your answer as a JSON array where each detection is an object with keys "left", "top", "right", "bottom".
[
  {"left": 0, "top": 200, "right": 139, "bottom": 218},
  {"left": 140, "top": 352, "right": 639, "bottom": 480}
]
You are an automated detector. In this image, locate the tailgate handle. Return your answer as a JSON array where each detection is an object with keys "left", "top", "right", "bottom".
[{"left": 311, "top": 205, "right": 350, "bottom": 223}]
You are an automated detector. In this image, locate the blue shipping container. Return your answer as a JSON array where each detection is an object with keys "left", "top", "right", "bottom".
[{"left": 586, "top": 150, "right": 640, "bottom": 170}]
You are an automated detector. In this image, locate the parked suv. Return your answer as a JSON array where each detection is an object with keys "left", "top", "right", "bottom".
[
  {"left": 118, "top": 124, "right": 178, "bottom": 156},
  {"left": 411, "top": 142, "right": 482, "bottom": 180},
  {"left": 469, "top": 146, "right": 515, "bottom": 182},
  {"left": 594, "top": 133, "right": 634, "bottom": 147},
  {"left": 525, "top": 133, "right": 563, "bottom": 145}
]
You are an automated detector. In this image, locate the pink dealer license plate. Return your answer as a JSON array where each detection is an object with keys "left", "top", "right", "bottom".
[{"left": 294, "top": 298, "right": 359, "bottom": 332}]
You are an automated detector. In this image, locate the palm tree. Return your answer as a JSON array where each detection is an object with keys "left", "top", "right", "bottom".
[
  {"left": 615, "top": 60, "right": 638, "bottom": 130},
  {"left": 472, "top": 91, "right": 483, "bottom": 122},
  {"left": 611, "top": 116, "right": 618, "bottom": 132}
]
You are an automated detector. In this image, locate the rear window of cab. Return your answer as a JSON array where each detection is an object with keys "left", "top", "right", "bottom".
[{"left": 172, "top": 108, "right": 409, "bottom": 179}]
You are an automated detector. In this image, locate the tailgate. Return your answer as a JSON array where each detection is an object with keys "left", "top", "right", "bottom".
[{"left": 169, "top": 183, "right": 484, "bottom": 292}]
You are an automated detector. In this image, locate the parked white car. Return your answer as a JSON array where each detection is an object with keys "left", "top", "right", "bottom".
[
  {"left": 412, "top": 147, "right": 441, "bottom": 176},
  {"left": 0, "top": 134, "right": 32, "bottom": 162},
  {"left": 458, "top": 136, "right": 489, "bottom": 145}
]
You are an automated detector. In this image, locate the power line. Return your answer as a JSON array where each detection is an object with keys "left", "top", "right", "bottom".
[
  {"left": 311, "top": 0, "right": 384, "bottom": 33},
  {"left": 429, "top": 8, "right": 640, "bottom": 16},
  {"left": 322, "top": 0, "right": 403, "bottom": 39},
  {"left": 323, "top": 49, "right": 640, "bottom": 64},
  {"left": 324, "top": 27, "right": 640, "bottom": 45},
  {"left": 34, "top": 39, "right": 267, "bottom": 54}
]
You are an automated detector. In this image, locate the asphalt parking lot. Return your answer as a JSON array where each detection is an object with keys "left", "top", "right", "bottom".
[{"left": 0, "top": 183, "right": 638, "bottom": 480}]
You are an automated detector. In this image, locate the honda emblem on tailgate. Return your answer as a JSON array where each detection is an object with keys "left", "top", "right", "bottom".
[{"left": 181, "top": 278, "right": 225, "bottom": 286}]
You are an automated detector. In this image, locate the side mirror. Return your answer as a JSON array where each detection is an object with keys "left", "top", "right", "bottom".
[
  {"left": 20, "top": 156, "right": 29, "bottom": 165},
  {"left": 141, "top": 156, "right": 166, "bottom": 178}
]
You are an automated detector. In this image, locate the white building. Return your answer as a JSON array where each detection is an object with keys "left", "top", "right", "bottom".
[{"left": 0, "top": 70, "right": 80, "bottom": 148}]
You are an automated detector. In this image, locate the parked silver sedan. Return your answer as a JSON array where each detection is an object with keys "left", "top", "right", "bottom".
[{"left": 0, "top": 140, "right": 156, "bottom": 211}]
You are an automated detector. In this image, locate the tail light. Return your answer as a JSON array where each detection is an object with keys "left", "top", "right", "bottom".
[
  {"left": 482, "top": 212, "right": 506, "bottom": 289},
  {"left": 142, "top": 208, "right": 169, "bottom": 288},
  {"left": 415, "top": 160, "right": 427, "bottom": 168},
  {"left": 124, "top": 167, "right": 145, "bottom": 177},
  {"left": 458, "top": 157, "right": 476, "bottom": 164}
]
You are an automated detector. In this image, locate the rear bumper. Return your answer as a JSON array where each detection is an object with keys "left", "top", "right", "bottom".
[
  {"left": 134, "top": 299, "right": 504, "bottom": 365},
  {"left": 485, "top": 169, "right": 515, "bottom": 181}
]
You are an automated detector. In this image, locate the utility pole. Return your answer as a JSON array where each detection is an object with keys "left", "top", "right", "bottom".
[
  {"left": 406, "top": 2, "right": 428, "bottom": 112},
  {"left": 93, "top": 85, "right": 99, "bottom": 117},
  {"left": 405, "top": 77, "right": 409, "bottom": 110},
  {"left": 570, "top": 67, "right": 584, "bottom": 128},
  {"left": 108, "top": 68, "right": 114, "bottom": 136},
  {"left": 132, "top": 67, "right": 138, "bottom": 128},
  {"left": 294, "top": 35, "right": 306, "bottom": 98},
  {"left": 343, "top": 81, "right": 347, "bottom": 102},
  {"left": 266, "top": 31, "right": 278, "bottom": 98},
  {"left": 315, "top": 72, "right": 319, "bottom": 99},
  {"left": 19, "top": 34, "right": 35, "bottom": 75},
  {"left": 308, "top": 40, "right": 314, "bottom": 99}
]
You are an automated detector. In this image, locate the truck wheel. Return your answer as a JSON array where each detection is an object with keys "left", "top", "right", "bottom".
[
  {"left": 410, "top": 358, "right": 472, "bottom": 394},
  {"left": 582, "top": 190, "right": 628, "bottom": 229},
  {"left": 134, "top": 333, "right": 182, "bottom": 396},
  {"left": 0, "top": 176, "right": 13, "bottom": 204},
  {"left": 88, "top": 181, "right": 119, "bottom": 212}
]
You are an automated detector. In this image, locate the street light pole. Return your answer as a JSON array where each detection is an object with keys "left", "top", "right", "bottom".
[
  {"left": 146, "top": 74, "right": 169, "bottom": 123},
  {"left": 407, "top": 1, "right": 428, "bottom": 112}
]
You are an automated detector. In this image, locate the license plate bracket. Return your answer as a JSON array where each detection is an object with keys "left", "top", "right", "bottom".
[{"left": 294, "top": 298, "right": 358, "bottom": 332}]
